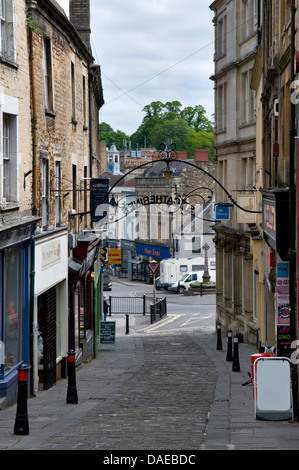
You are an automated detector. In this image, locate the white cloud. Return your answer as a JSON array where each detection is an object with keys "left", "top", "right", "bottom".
[{"left": 56, "top": 0, "right": 215, "bottom": 136}]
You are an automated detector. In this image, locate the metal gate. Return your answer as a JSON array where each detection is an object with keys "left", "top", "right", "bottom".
[{"left": 38, "top": 286, "right": 57, "bottom": 390}]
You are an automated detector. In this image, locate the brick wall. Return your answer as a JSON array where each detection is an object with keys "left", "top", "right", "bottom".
[{"left": 32, "top": 5, "right": 92, "bottom": 230}]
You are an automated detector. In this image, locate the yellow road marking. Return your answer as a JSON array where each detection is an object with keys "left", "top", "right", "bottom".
[{"left": 144, "top": 314, "right": 180, "bottom": 333}]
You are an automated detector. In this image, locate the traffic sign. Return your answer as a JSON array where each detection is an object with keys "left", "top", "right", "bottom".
[{"left": 147, "top": 262, "right": 159, "bottom": 275}]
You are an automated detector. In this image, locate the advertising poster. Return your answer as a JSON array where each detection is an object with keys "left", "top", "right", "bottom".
[
  {"left": 276, "top": 262, "right": 291, "bottom": 356},
  {"left": 276, "top": 263, "right": 290, "bottom": 326}
]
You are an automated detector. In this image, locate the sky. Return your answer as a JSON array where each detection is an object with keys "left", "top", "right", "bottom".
[{"left": 56, "top": 0, "right": 215, "bottom": 137}]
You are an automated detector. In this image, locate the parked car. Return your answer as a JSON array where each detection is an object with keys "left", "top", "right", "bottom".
[{"left": 103, "top": 273, "right": 112, "bottom": 291}]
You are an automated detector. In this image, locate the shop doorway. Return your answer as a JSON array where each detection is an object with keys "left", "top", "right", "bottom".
[{"left": 38, "top": 286, "right": 57, "bottom": 390}]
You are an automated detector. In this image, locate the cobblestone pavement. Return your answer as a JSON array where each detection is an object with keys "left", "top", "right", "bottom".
[
  {"left": 2, "top": 312, "right": 299, "bottom": 452},
  {"left": 37, "top": 331, "right": 217, "bottom": 450}
]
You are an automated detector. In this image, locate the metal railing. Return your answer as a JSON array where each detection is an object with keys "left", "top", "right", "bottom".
[
  {"left": 108, "top": 295, "right": 167, "bottom": 326},
  {"left": 109, "top": 295, "right": 162, "bottom": 316},
  {"left": 150, "top": 297, "right": 167, "bottom": 324}
]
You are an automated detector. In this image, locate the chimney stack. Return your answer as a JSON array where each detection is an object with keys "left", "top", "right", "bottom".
[
  {"left": 70, "top": 0, "right": 91, "bottom": 50},
  {"left": 194, "top": 149, "right": 209, "bottom": 162}
]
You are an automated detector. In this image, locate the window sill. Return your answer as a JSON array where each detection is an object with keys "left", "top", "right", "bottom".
[
  {"left": 0, "top": 55, "right": 18, "bottom": 69},
  {"left": 0, "top": 201, "right": 21, "bottom": 212},
  {"left": 45, "top": 108, "right": 56, "bottom": 118},
  {"left": 239, "top": 121, "right": 255, "bottom": 130}
]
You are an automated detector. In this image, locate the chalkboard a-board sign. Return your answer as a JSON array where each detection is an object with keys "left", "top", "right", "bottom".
[{"left": 100, "top": 321, "right": 116, "bottom": 346}]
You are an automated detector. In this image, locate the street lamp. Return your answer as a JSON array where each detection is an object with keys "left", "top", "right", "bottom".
[{"left": 158, "top": 140, "right": 178, "bottom": 180}]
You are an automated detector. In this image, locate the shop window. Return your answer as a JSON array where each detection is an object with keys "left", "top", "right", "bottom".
[{"left": 3, "top": 246, "right": 22, "bottom": 373}]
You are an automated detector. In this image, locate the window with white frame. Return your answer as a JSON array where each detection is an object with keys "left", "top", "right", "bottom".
[
  {"left": 0, "top": 0, "right": 16, "bottom": 63},
  {"left": 2, "top": 113, "right": 17, "bottom": 203}
]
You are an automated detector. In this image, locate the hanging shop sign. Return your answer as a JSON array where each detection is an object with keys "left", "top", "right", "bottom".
[
  {"left": 126, "top": 194, "right": 194, "bottom": 212},
  {"left": 108, "top": 248, "right": 122, "bottom": 265},
  {"left": 90, "top": 178, "right": 109, "bottom": 223},
  {"left": 215, "top": 204, "right": 230, "bottom": 220},
  {"left": 262, "top": 190, "right": 289, "bottom": 261},
  {"left": 237, "top": 194, "right": 257, "bottom": 224}
]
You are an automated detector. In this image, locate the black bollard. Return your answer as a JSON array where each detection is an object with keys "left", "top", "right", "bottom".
[
  {"left": 126, "top": 314, "right": 129, "bottom": 334},
  {"left": 66, "top": 350, "right": 78, "bottom": 404},
  {"left": 14, "top": 364, "right": 30, "bottom": 435},
  {"left": 226, "top": 329, "right": 233, "bottom": 361},
  {"left": 232, "top": 335, "right": 240, "bottom": 371},
  {"left": 216, "top": 322, "right": 223, "bottom": 350}
]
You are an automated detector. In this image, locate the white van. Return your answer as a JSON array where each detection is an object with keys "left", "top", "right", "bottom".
[
  {"left": 159, "top": 257, "right": 207, "bottom": 290},
  {"left": 169, "top": 269, "right": 216, "bottom": 293}
]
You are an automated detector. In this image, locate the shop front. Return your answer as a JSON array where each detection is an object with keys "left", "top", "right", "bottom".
[
  {"left": 68, "top": 233, "right": 100, "bottom": 365},
  {"left": 34, "top": 228, "right": 68, "bottom": 393},
  {"left": 132, "top": 242, "right": 170, "bottom": 283},
  {"left": 262, "top": 189, "right": 290, "bottom": 356},
  {"left": 0, "top": 217, "right": 38, "bottom": 406}
]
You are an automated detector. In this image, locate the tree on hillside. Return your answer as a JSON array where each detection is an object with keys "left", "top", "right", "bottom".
[
  {"left": 185, "top": 128, "right": 215, "bottom": 160},
  {"left": 99, "top": 101, "right": 214, "bottom": 159},
  {"left": 180, "top": 105, "right": 213, "bottom": 132},
  {"left": 148, "top": 119, "right": 190, "bottom": 151},
  {"left": 99, "top": 122, "right": 130, "bottom": 150}
]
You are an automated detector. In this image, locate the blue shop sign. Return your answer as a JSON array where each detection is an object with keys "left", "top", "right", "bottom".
[
  {"left": 215, "top": 205, "right": 230, "bottom": 220},
  {"left": 277, "top": 263, "right": 289, "bottom": 278},
  {"left": 136, "top": 243, "right": 170, "bottom": 259}
]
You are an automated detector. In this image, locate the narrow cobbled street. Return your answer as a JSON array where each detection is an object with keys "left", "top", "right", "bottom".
[{"left": 38, "top": 331, "right": 217, "bottom": 450}]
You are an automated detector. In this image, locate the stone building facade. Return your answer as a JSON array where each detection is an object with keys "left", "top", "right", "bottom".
[
  {"left": 251, "top": 1, "right": 295, "bottom": 357},
  {"left": 25, "top": 0, "right": 104, "bottom": 394},
  {"left": 210, "top": 0, "right": 258, "bottom": 344},
  {"left": 134, "top": 150, "right": 216, "bottom": 263},
  {"left": 0, "top": 0, "right": 42, "bottom": 406}
]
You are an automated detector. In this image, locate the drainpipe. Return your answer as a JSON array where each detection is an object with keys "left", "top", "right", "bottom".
[
  {"left": 289, "top": 0, "right": 298, "bottom": 421},
  {"left": 29, "top": 227, "right": 36, "bottom": 396},
  {"left": 29, "top": 26, "right": 38, "bottom": 216},
  {"left": 88, "top": 65, "right": 93, "bottom": 180}
]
